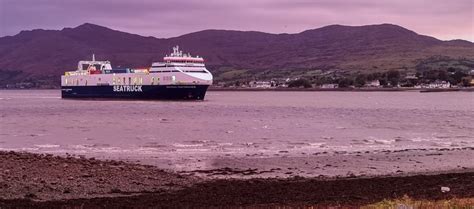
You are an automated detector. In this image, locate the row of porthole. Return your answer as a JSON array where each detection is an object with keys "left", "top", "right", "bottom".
[
  {"left": 112, "top": 77, "right": 147, "bottom": 85},
  {"left": 64, "top": 76, "right": 164, "bottom": 86},
  {"left": 151, "top": 77, "right": 160, "bottom": 85},
  {"left": 64, "top": 78, "right": 89, "bottom": 86},
  {"left": 64, "top": 78, "right": 80, "bottom": 86},
  {"left": 112, "top": 77, "right": 162, "bottom": 85}
]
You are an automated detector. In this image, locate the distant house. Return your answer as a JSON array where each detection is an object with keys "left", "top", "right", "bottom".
[
  {"left": 321, "top": 84, "right": 338, "bottom": 89},
  {"left": 278, "top": 83, "right": 288, "bottom": 88},
  {"left": 365, "top": 80, "right": 381, "bottom": 87},
  {"left": 250, "top": 81, "right": 272, "bottom": 88},
  {"left": 404, "top": 74, "right": 418, "bottom": 80},
  {"left": 214, "top": 81, "right": 227, "bottom": 88},
  {"left": 425, "top": 80, "right": 451, "bottom": 88}
]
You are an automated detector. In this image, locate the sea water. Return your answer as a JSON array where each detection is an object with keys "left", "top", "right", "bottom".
[{"left": 1, "top": 90, "right": 473, "bottom": 169}]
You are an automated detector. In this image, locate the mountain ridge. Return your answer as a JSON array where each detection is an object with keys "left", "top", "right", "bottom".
[
  {"left": 0, "top": 23, "right": 473, "bottom": 87},
  {"left": 7, "top": 23, "right": 473, "bottom": 43}
]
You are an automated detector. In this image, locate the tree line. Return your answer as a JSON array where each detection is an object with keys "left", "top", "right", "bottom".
[{"left": 288, "top": 68, "right": 472, "bottom": 88}]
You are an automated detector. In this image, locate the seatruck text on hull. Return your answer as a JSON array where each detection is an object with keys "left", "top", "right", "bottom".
[{"left": 113, "top": 85, "right": 143, "bottom": 92}]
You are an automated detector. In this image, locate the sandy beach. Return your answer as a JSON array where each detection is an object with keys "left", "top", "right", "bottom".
[
  {"left": 183, "top": 147, "right": 474, "bottom": 179},
  {"left": 1, "top": 151, "right": 474, "bottom": 208}
]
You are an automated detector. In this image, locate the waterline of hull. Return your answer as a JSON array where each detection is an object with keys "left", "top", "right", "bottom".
[{"left": 61, "top": 85, "right": 209, "bottom": 100}]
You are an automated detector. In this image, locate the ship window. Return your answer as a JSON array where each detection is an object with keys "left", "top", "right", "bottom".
[
  {"left": 112, "top": 77, "right": 115, "bottom": 85},
  {"left": 150, "top": 70, "right": 180, "bottom": 73},
  {"left": 123, "top": 77, "right": 126, "bottom": 84},
  {"left": 65, "top": 78, "right": 68, "bottom": 86},
  {"left": 128, "top": 77, "right": 131, "bottom": 85},
  {"left": 151, "top": 77, "right": 154, "bottom": 85},
  {"left": 98, "top": 77, "right": 101, "bottom": 81},
  {"left": 183, "top": 70, "right": 207, "bottom": 73},
  {"left": 85, "top": 80, "right": 88, "bottom": 86},
  {"left": 140, "top": 77, "right": 143, "bottom": 85}
]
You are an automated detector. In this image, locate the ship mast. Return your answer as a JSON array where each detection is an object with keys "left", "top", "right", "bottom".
[{"left": 171, "top": 46, "right": 183, "bottom": 57}]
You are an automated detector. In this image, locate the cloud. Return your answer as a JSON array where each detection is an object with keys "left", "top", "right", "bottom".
[{"left": 1, "top": 0, "right": 472, "bottom": 41}]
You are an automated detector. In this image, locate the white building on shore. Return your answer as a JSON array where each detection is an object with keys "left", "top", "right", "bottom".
[
  {"left": 321, "top": 84, "right": 338, "bottom": 88},
  {"left": 365, "top": 80, "right": 381, "bottom": 87},
  {"left": 422, "top": 80, "right": 451, "bottom": 88},
  {"left": 250, "top": 81, "right": 272, "bottom": 88}
]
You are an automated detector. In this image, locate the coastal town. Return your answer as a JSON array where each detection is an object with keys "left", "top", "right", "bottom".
[{"left": 213, "top": 69, "right": 474, "bottom": 90}]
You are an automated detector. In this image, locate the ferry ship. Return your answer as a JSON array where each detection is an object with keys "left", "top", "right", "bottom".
[{"left": 61, "top": 46, "right": 212, "bottom": 100}]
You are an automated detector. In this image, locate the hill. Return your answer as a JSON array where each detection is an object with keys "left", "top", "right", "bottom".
[{"left": 0, "top": 23, "right": 472, "bottom": 87}]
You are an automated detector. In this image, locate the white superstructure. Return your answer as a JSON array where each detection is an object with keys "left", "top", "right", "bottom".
[
  {"left": 150, "top": 46, "right": 213, "bottom": 83},
  {"left": 61, "top": 46, "right": 213, "bottom": 87}
]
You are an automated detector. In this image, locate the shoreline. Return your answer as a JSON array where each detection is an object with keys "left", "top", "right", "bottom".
[
  {"left": 1, "top": 151, "right": 473, "bottom": 208},
  {"left": 1, "top": 87, "right": 473, "bottom": 92},
  {"left": 208, "top": 87, "right": 474, "bottom": 92}
]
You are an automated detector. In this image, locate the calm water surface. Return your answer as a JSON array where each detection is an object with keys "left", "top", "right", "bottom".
[{"left": 0, "top": 90, "right": 473, "bottom": 169}]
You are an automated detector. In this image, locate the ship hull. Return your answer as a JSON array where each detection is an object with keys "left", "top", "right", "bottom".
[{"left": 61, "top": 85, "right": 209, "bottom": 100}]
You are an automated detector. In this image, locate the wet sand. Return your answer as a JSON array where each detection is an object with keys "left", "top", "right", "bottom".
[
  {"left": 1, "top": 151, "right": 473, "bottom": 208},
  {"left": 188, "top": 147, "right": 474, "bottom": 178}
]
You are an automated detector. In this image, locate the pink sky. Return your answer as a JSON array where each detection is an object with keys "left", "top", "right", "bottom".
[{"left": 0, "top": 0, "right": 473, "bottom": 41}]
